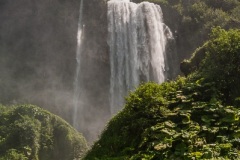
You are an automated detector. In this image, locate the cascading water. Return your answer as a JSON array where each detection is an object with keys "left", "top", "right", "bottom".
[
  {"left": 108, "top": 0, "right": 174, "bottom": 114},
  {"left": 73, "top": 0, "right": 84, "bottom": 129}
]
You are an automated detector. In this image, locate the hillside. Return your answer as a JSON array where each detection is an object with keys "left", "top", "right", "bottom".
[
  {"left": 84, "top": 28, "right": 240, "bottom": 159},
  {"left": 0, "top": 105, "right": 88, "bottom": 160}
]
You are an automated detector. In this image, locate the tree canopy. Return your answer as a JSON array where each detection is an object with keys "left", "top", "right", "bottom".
[{"left": 0, "top": 105, "right": 88, "bottom": 160}]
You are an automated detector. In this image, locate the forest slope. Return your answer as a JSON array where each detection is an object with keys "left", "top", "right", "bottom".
[{"left": 84, "top": 28, "right": 240, "bottom": 159}]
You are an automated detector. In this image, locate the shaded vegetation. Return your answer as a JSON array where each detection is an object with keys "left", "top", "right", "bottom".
[
  {"left": 0, "top": 104, "right": 88, "bottom": 160},
  {"left": 84, "top": 28, "right": 240, "bottom": 159}
]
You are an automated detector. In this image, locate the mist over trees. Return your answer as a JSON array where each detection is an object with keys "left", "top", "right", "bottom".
[
  {"left": 0, "top": 105, "right": 88, "bottom": 160},
  {"left": 0, "top": 0, "right": 80, "bottom": 123}
]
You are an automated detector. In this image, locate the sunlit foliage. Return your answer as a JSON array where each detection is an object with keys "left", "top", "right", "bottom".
[{"left": 84, "top": 28, "right": 240, "bottom": 159}]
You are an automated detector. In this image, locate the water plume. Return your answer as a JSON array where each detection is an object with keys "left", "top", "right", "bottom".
[
  {"left": 73, "top": 0, "right": 84, "bottom": 129},
  {"left": 108, "top": 0, "right": 173, "bottom": 114}
]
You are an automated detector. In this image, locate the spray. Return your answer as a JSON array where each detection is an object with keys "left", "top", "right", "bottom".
[
  {"left": 73, "top": 0, "right": 84, "bottom": 129},
  {"left": 108, "top": 0, "right": 173, "bottom": 114}
]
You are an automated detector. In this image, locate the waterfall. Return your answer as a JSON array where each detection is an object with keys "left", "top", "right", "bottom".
[
  {"left": 108, "top": 0, "right": 173, "bottom": 114},
  {"left": 73, "top": 0, "right": 84, "bottom": 129}
]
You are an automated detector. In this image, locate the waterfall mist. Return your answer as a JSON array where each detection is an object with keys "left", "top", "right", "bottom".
[
  {"left": 71, "top": 0, "right": 110, "bottom": 142},
  {"left": 73, "top": 0, "right": 84, "bottom": 131},
  {"left": 0, "top": 0, "right": 79, "bottom": 124},
  {"left": 0, "top": 0, "right": 177, "bottom": 143},
  {"left": 108, "top": 0, "right": 174, "bottom": 114},
  {"left": 72, "top": 0, "right": 176, "bottom": 141}
]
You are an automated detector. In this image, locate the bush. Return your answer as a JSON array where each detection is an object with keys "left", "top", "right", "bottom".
[
  {"left": 0, "top": 105, "right": 88, "bottom": 160},
  {"left": 199, "top": 27, "right": 240, "bottom": 104}
]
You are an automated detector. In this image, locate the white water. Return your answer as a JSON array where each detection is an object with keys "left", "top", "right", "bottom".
[
  {"left": 108, "top": 0, "right": 173, "bottom": 114},
  {"left": 73, "top": 0, "right": 84, "bottom": 129}
]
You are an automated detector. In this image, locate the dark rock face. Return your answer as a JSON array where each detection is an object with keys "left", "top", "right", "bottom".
[
  {"left": 0, "top": 0, "right": 110, "bottom": 141},
  {"left": 77, "top": 0, "right": 110, "bottom": 141},
  {"left": 0, "top": 0, "right": 80, "bottom": 123}
]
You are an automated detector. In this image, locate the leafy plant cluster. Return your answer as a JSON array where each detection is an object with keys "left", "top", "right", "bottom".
[
  {"left": 84, "top": 80, "right": 240, "bottom": 159},
  {"left": 84, "top": 28, "right": 240, "bottom": 159},
  {"left": 0, "top": 105, "right": 88, "bottom": 160},
  {"left": 182, "top": 27, "right": 240, "bottom": 104}
]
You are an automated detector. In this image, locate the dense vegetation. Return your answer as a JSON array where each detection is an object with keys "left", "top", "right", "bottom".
[
  {"left": 0, "top": 105, "right": 88, "bottom": 160},
  {"left": 84, "top": 28, "right": 240, "bottom": 159}
]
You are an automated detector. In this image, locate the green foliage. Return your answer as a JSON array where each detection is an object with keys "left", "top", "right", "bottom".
[
  {"left": 85, "top": 28, "right": 240, "bottom": 159},
  {"left": 0, "top": 149, "right": 28, "bottom": 160},
  {"left": 183, "top": 27, "right": 240, "bottom": 104},
  {"left": 204, "top": 0, "right": 240, "bottom": 11},
  {"left": 200, "top": 27, "right": 240, "bottom": 78},
  {"left": 143, "top": 0, "right": 239, "bottom": 30},
  {"left": 189, "top": 2, "right": 230, "bottom": 29},
  {"left": 231, "top": 6, "right": 240, "bottom": 22},
  {"left": 85, "top": 78, "right": 240, "bottom": 159},
  {"left": 0, "top": 105, "right": 88, "bottom": 160}
]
